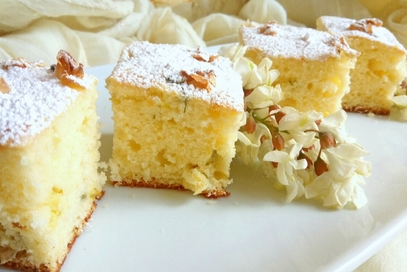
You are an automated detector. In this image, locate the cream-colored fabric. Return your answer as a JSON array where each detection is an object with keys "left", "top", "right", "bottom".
[
  {"left": 375, "top": 0, "right": 407, "bottom": 50},
  {"left": 0, "top": 0, "right": 287, "bottom": 66},
  {"left": 1, "top": 0, "right": 407, "bottom": 271},
  {"left": 276, "top": 0, "right": 371, "bottom": 27}
]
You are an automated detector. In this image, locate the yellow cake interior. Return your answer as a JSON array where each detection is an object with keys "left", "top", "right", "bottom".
[
  {"left": 239, "top": 21, "right": 358, "bottom": 116},
  {"left": 316, "top": 16, "right": 407, "bottom": 115},
  {"left": 107, "top": 42, "right": 244, "bottom": 198},
  {"left": 342, "top": 38, "right": 406, "bottom": 114},
  {"left": 244, "top": 49, "right": 356, "bottom": 115},
  {"left": 0, "top": 77, "right": 105, "bottom": 272},
  {"left": 108, "top": 80, "right": 243, "bottom": 197}
]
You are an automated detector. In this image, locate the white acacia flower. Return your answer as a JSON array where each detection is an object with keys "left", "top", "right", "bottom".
[
  {"left": 305, "top": 143, "right": 370, "bottom": 208},
  {"left": 304, "top": 171, "right": 368, "bottom": 209},
  {"left": 318, "top": 109, "right": 353, "bottom": 143},
  {"left": 220, "top": 43, "right": 279, "bottom": 90},
  {"left": 237, "top": 123, "right": 271, "bottom": 164},
  {"left": 392, "top": 95, "right": 407, "bottom": 121},
  {"left": 278, "top": 108, "right": 322, "bottom": 147},
  {"left": 245, "top": 58, "right": 274, "bottom": 89},
  {"left": 263, "top": 142, "right": 307, "bottom": 184},
  {"left": 279, "top": 108, "right": 322, "bottom": 131},
  {"left": 245, "top": 85, "right": 283, "bottom": 110},
  {"left": 323, "top": 143, "right": 371, "bottom": 178},
  {"left": 219, "top": 43, "right": 371, "bottom": 209},
  {"left": 219, "top": 43, "right": 247, "bottom": 62},
  {"left": 258, "top": 138, "right": 274, "bottom": 160},
  {"left": 220, "top": 44, "right": 254, "bottom": 87}
]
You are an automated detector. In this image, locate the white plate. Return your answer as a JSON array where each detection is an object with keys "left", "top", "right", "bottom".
[{"left": 6, "top": 46, "right": 407, "bottom": 272}]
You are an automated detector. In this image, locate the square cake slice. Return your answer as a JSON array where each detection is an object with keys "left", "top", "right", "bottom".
[
  {"left": 0, "top": 51, "right": 106, "bottom": 272},
  {"left": 317, "top": 16, "right": 407, "bottom": 115},
  {"left": 239, "top": 21, "right": 359, "bottom": 115},
  {"left": 106, "top": 41, "right": 245, "bottom": 198}
]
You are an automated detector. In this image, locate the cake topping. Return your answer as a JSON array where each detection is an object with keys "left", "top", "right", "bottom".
[
  {"left": 318, "top": 16, "right": 406, "bottom": 52},
  {"left": 0, "top": 53, "right": 94, "bottom": 147},
  {"left": 1, "top": 58, "right": 45, "bottom": 70},
  {"left": 0, "top": 77, "right": 10, "bottom": 94},
  {"left": 192, "top": 53, "right": 219, "bottom": 62},
  {"left": 258, "top": 21, "right": 278, "bottom": 36},
  {"left": 55, "top": 50, "right": 86, "bottom": 91},
  {"left": 181, "top": 70, "right": 216, "bottom": 92},
  {"left": 347, "top": 18, "right": 383, "bottom": 34},
  {"left": 240, "top": 21, "right": 358, "bottom": 61},
  {"left": 109, "top": 41, "right": 244, "bottom": 111}
]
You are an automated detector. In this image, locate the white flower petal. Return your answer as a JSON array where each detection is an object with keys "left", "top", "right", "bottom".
[
  {"left": 393, "top": 95, "right": 407, "bottom": 108},
  {"left": 263, "top": 150, "right": 288, "bottom": 163},
  {"left": 352, "top": 184, "right": 368, "bottom": 209},
  {"left": 276, "top": 163, "right": 289, "bottom": 185},
  {"left": 327, "top": 143, "right": 369, "bottom": 159}
]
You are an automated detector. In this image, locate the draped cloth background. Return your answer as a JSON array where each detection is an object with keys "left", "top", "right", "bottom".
[{"left": 1, "top": 0, "right": 407, "bottom": 270}]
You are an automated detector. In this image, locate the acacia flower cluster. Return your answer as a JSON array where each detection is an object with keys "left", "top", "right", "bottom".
[{"left": 219, "top": 44, "right": 372, "bottom": 209}]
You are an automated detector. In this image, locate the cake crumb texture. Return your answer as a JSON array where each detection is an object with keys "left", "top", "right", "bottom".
[
  {"left": 317, "top": 16, "right": 407, "bottom": 115},
  {"left": 107, "top": 41, "right": 244, "bottom": 197},
  {"left": 0, "top": 54, "right": 106, "bottom": 272},
  {"left": 239, "top": 21, "right": 359, "bottom": 115}
]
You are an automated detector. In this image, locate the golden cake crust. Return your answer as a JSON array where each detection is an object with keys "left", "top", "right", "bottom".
[
  {"left": 341, "top": 105, "right": 391, "bottom": 115},
  {"left": 112, "top": 179, "right": 230, "bottom": 198}
]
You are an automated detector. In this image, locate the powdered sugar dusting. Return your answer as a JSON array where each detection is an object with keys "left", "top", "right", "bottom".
[
  {"left": 240, "top": 21, "right": 358, "bottom": 61},
  {"left": 318, "top": 16, "right": 406, "bottom": 52},
  {"left": 0, "top": 61, "right": 95, "bottom": 147},
  {"left": 109, "top": 41, "right": 244, "bottom": 111}
]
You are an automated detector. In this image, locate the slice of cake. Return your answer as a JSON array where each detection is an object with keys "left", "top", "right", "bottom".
[
  {"left": 0, "top": 51, "right": 106, "bottom": 272},
  {"left": 106, "top": 41, "right": 244, "bottom": 198},
  {"left": 239, "top": 21, "right": 359, "bottom": 115},
  {"left": 317, "top": 16, "right": 407, "bottom": 115}
]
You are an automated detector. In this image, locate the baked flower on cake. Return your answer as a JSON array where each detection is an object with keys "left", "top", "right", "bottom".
[
  {"left": 106, "top": 41, "right": 245, "bottom": 198},
  {"left": 0, "top": 51, "right": 106, "bottom": 272},
  {"left": 239, "top": 21, "right": 359, "bottom": 116},
  {"left": 317, "top": 16, "right": 407, "bottom": 115}
]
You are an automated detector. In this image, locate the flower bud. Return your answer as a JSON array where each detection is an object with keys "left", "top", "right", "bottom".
[
  {"left": 268, "top": 104, "right": 280, "bottom": 112},
  {"left": 245, "top": 115, "right": 257, "bottom": 134},
  {"left": 302, "top": 144, "right": 315, "bottom": 152},
  {"left": 319, "top": 131, "right": 336, "bottom": 150},
  {"left": 314, "top": 156, "right": 328, "bottom": 176},
  {"left": 272, "top": 132, "right": 285, "bottom": 151},
  {"left": 274, "top": 111, "right": 286, "bottom": 124},
  {"left": 244, "top": 88, "right": 254, "bottom": 97}
]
